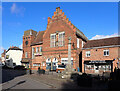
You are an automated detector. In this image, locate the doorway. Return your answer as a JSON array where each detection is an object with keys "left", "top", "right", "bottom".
[{"left": 79, "top": 52, "right": 82, "bottom": 72}]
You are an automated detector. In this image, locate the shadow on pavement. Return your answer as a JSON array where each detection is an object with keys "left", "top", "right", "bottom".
[
  {"left": 3, "top": 80, "right": 26, "bottom": 90},
  {"left": 61, "top": 73, "right": 108, "bottom": 91}
]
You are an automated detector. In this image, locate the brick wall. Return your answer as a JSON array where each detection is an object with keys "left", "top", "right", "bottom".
[{"left": 82, "top": 47, "right": 119, "bottom": 73}]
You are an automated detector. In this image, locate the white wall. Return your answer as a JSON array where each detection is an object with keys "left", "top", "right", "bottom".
[{"left": 6, "top": 50, "right": 23, "bottom": 67}]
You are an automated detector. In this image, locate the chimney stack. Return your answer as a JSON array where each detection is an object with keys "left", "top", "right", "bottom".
[{"left": 56, "top": 7, "right": 60, "bottom": 12}]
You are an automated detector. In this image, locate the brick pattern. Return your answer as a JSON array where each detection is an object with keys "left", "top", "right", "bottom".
[
  {"left": 82, "top": 47, "right": 120, "bottom": 74},
  {"left": 30, "top": 7, "right": 87, "bottom": 70}
]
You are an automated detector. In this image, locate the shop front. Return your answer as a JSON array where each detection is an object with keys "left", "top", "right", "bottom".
[{"left": 84, "top": 60, "right": 113, "bottom": 74}]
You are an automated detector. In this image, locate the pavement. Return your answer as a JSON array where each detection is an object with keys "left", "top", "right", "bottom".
[
  {"left": 1, "top": 69, "right": 108, "bottom": 90},
  {"left": 2, "top": 74, "right": 51, "bottom": 90}
]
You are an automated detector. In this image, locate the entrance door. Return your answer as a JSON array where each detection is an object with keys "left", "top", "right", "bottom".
[
  {"left": 95, "top": 65, "right": 99, "bottom": 73},
  {"left": 52, "top": 63, "right": 57, "bottom": 71}
]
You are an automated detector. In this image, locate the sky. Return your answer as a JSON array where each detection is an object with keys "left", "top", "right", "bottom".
[{"left": 1, "top": 2, "right": 118, "bottom": 55}]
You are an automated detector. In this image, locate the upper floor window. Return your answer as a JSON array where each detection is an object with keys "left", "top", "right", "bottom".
[
  {"left": 77, "top": 38, "right": 79, "bottom": 48},
  {"left": 36, "top": 47, "right": 39, "bottom": 53},
  {"left": 86, "top": 51, "right": 90, "bottom": 57},
  {"left": 40, "top": 47, "right": 42, "bottom": 52},
  {"left": 50, "top": 34, "right": 56, "bottom": 47},
  {"left": 58, "top": 32, "right": 65, "bottom": 46},
  {"left": 32, "top": 48, "right": 35, "bottom": 59},
  {"left": 25, "top": 52, "right": 28, "bottom": 58},
  {"left": 104, "top": 50, "right": 109, "bottom": 56}
]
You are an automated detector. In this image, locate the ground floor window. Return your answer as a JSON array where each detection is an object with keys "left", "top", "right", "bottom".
[
  {"left": 61, "top": 58, "right": 73, "bottom": 65},
  {"left": 85, "top": 64, "right": 111, "bottom": 71},
  {"left": 99, "top": 65, "right": 111, "bottom": 71},
  {"left": 85, "top": 65, "right": 94, "bottom": 70}
]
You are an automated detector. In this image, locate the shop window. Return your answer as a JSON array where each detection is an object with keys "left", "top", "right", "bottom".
[
  {"left": 85, "top": 65, "right": 94, "bottom": 70},
  {"left": 86, "top": 51, "right": 90, "bottom": 57},
  {"left": 104, "top": 50, "right": 109, "bottom": 56}
]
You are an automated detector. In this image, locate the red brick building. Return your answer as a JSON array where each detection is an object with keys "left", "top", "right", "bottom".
[
  {"left": 21, "top": 7, "right": 88, "bottom": 71},
  {"left": 21, "top": 30, "right": 37, "bottom": 68},
  {"left": 82, "top": 37, "right": 120, "bottom": 74}
]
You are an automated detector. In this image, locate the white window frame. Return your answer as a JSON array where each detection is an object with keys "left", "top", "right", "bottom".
[
  {"left": 58, "top": 32, "right": 65, "bottom": 46},
  {"left": 32, "top": 48, "right": 35, "bottom": 59},
  {"left": 77, "top": 38, "right": 79, "bottom": 48},
  {"left": 36, "top": 47, "right": 39, "bottom": 53},
  {"left": 50, "top": 33, "right": 56, "bottom": 47},
  {"left": 103, "top": 49, "right": 109, "bottom": 56},
  {"left": 86, "top": 51, "right": 90, "bottom": 57},
  {"left": 25, "top": 52, "right": 28, "bottom": 58},
  {"left": 40, "top": 46, "right": 42, "bottom": 52}
]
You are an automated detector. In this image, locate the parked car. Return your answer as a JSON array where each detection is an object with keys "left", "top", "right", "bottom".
[
  {"left": 56, "top": 65, "right": 66, "bottom": 73},
  {"left": 14, "top": 65, "right": 26, "bottom": 70}
]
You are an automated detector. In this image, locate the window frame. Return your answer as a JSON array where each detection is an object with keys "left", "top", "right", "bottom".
[
  {"left": 86, "top": 51, "right": 90, "bottom": 57},
  {"left": 103, "top": 49, "right": 109, "bottom": 56},
  {"left": 25, "top": 52, "right": 28, "bottom": 58},
  {"left": 77, "top": 38, "right": 79, "bottom": 48},
  {"left": 50, "top": 33, "right": 56, "bottom": 47},
  {"left": 40, "top": 46, "right": 42, "bottom": 52},
  {"left": 58, "top": 32, "right": 65, "bottom": 47},
  {"left": 36, "top": 47, "right": 39, "bottom": 53}
]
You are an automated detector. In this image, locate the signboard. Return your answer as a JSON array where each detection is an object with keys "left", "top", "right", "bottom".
[{"left": 89, "top": 60, "right": 106, "bottom": 63}]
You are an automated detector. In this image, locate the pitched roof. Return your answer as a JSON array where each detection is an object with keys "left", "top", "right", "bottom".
[
  {"left": 31, "top": 31, "right": 44, "bottom": 46},
  {"left": 83, "top": 37, "right": 120, "bottom": 48},
  {"left": 6, "top": 46, "right": 22, "bottom": 53}
]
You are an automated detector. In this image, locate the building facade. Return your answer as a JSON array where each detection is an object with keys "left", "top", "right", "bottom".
[
  {"left": 21, "top": 7, "right": 88, "bottom": 71},
  {"left": 21, "top": 30, "right": 37, "bottom": 68},
  {"left": 5, "top": 46, "right": 23, "bottom": 68},
  {"left": 82, "top": 37, "right": 120, "bottom": 74}
]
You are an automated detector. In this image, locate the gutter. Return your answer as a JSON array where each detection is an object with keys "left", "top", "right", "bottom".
[{"left": 82, "top": 45, "right": 120, "bottom": 50}]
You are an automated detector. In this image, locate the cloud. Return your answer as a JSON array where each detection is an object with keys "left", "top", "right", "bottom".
[
  {"left": 90, "top": 33, "right": 119, "bottom": 40},
  {"left": 19, "top": 44, "right": 23, "bottom": 49},
  {"left": 0, "top": 46, "right": 4, "bottom": 52},
  {"left": 11, "top": 3, "right": 25, "bottom": 16}
]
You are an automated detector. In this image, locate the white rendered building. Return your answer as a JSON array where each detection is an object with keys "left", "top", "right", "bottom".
[{"left": 5, "top": 46, "right": 23, "bottom": 68}]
